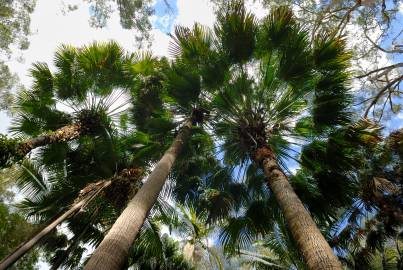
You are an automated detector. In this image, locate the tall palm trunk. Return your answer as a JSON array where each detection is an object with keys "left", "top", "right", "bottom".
[
  {"left": 84, "top": 119, "right": 193, "bottom": 270},
  {"left": 0, "top": 180, "right": 111, "bottom": 270},
  {"left": 49, "top": 214, "right": 94, "bottom": 270},
  {"left": 16, "top": 123, "right": 83, "bottom": 157},
  {"left": 256, "top": 147, "right": 342, "bottom": 270}
]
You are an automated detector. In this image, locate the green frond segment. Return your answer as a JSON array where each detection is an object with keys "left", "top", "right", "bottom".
[
  {"left": 312, "top": 70, "right": 352, "bottom": 129},
  {"left": 219, "top": 200, "right": 274, "bottom": 253},
  {"left": 215, "top": 0, "right": 257, "bottom": 64},
  {"left": 125, "top": 131, "right": 166, "bottom": 165},
  {"left": 169, "top": 24, "right": 214, "bottom": 61},
  {"left": 165, "top": 62, "right": 201, "bottom": 110},
  {"left": 127, "top": 55, "right": 176, "bottom": 139},
  {"left": 129, "top": 227, "right": 193, "bottom": 270},
  {"left": 259, "top": 6, "right": 296, "bottom": 50},
  {"left": 53, "top": 41, "right": 132, "bottom": 101},
  {"left": 29, "top": 62, "right": 54, "bottom": 104},
  {"left": 296, "top": 120, "right": 382, "bottom": 211},
  {"left": 11, "top": 41, "right": 133, "bottom": 138},
  {"left": 259, "top": 6, "right": 312, "bottom": 84},
  {"left": 15, "top": 159, "right": 49, "bottom": 200},
  {"left": 289, "top": 171, "right": 336, "bottom": 221},
  {"left": 313, "top": 33, "right": 351, "bottom": 72},
  {"left": 169, "top": 24, "right": 229, "bottom": 89},
  {"left": 53, "top": 44, "right": 87, "bottom": 100},
  {"left": 213, "top": 73, "right": 254, "bottom": 117},
  {"left": 78, "top": 41, "right": 130, "bottom": 95},
  {"left": 312, "top": 34, "right": 352, "bottom": 129},
  {"left": 129, "top": 51, "right": 160, "bottom": 75},
  {"left": 130, "top": 64, "right": 170, "bottom": 132},
  {"left": 11, "top": 89, "right": 72, "bottom": 136}
]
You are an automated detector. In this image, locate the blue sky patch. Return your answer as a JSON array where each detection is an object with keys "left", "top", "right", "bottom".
[{"left": 153, "top": 0, "right": 178, "bottom": 33}]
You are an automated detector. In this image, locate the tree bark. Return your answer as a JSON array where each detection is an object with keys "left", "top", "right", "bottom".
[
  {"left": 0, "top": 180, "right": 111, "bottom": 270},
  {"left": 84, "top": 120, "right": 193, "bottom": 270},
  {"left": 49, "top": 215, "right": 93, "bottom": 270},
  {"left": 16, "top": 123, "right": 83, "bottom": 157},
  {"left": 257, "top": 147, "right": 343, "bottom": 270}
]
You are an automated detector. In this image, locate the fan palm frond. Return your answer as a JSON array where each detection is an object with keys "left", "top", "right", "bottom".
[{"left": 214, "top": 0, "right": 257, "bottom": 64}]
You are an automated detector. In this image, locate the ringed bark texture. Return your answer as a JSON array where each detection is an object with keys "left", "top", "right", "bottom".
[
  {"left": 84, "top": 120, "right": 193, "bottom": 270},
  {"left": 17, "top": 124, "right": 83, "bottom": 157},
  {"left": 259, "top": 147, "right": 342, "bottom": 270}
]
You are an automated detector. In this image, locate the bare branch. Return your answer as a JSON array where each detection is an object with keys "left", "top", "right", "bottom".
[
  {"left": 363, "top": 75, "right": 403, "bottom": 118},
  {"left": 335, "top": 1, "right": 361, "bottom": 37},
  {"left": 364, "top": 30, "right": 403, "bottom": 54},
  {"left": 355, "top": 62, "right": 403, "bottom": 79}
]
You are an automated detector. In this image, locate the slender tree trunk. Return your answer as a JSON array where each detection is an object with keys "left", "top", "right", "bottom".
[
  {"left": 0, "top": 180, "right": 111, "bottom": 270},
  {"left": 84, "top": 120, "right": 193, "bottom": 270},
  {"left": 16, "top": 123, "right": 83, "bottom": 157},
  {"left": 49, "top": 216, "right": 94, "bottom": 270},
  {"left": 256, "top": 147, "right": 343, "bottom": 270}
]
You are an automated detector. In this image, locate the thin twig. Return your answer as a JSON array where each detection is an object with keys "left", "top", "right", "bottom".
[
  {"left": 355, "top": 62, "right": 403, "bottom": 79},
  {"left": 363, "top": 75, "right": 403, "bottom": 118}
]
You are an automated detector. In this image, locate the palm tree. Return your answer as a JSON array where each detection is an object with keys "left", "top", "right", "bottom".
[
  {"left": 0, "top": 41, "right": 133, "bottom": 169},
  {"left": 0, "top": 177, "right": 112, "bottom": 270},
  {"left": 84, "top": 119, "right": 194, "bottom": 269},
  {"left": 86, "top": 2, "right": 353, "bottom": 268},
  {"left": 207, "top": 3, "right": 353, "bottom": 269},
  {"left": 84, "top": 21, "right": 229, "bottom": 270},
  {"left": 156, "top": 202, "right": 224, "bottom": 269},
  {"left": 237, "top": 223, "right": 307, "bottom": 270},
  {"left": 0, "top": 140, "right": 144, "bottom": 269}
]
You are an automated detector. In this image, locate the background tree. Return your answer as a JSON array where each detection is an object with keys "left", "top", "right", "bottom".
[
  {"left": 0, "top": 169, "right": 42, "bottom": 270},
  {"left": 62, "top": 0, "right": 174, "bottom": 45},
  {"left": 0, "top": 0, "right": 36, "bottom": 112},
  {"left": 211, "top": 0, "right": 403, "bottom": 121},
  {"left": 0, "top": 41, "right": 133, "bottom": 168}
]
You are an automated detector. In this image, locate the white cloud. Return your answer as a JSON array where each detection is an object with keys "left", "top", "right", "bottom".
[
  {"left": 8, "top": 0, "right": 140, "bottom": 87},
  {"left": 0, "top": 111, "right": 11, "bottom": 133},
  {"left": 150, "top": 29, "right": 172, "bottom": 57},
  {"left": 174, "top": 0, "right": 215, "bottom": 28},
  {"left": 245, "top": 0, "right": 268, "bottom": 20},
  {"left": 1, "top": 0, "right": 177, "bottom": 132},
  {"left": 6, "top": 0, "right": 219, "bottom": 88}
]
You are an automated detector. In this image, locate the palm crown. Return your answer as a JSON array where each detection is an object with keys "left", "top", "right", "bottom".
[{"left": 3, "top": 2, "right": 398, "bottom": 270}]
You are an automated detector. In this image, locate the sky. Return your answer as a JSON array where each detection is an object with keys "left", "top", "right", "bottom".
[
  {"left": 1, "top": 1, "right": 402, "bottom": 133},
  {"left": 0, "top": 0, "right": 219, "bottom": 134},
  {"left": 0, "top": 1, "right": 217, "bottom": 268},
  {"left": 0, "top": 1, "right": 402, "bottom": 268}
]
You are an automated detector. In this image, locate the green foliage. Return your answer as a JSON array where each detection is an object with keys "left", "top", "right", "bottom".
[
  {"left": 4, "top": 2, "right": 395, "bottom": 268},
  {"left": 129, "top": 231, "right": 193, "bottom": 269},
  {"left": 10, "top": 41, "right": 133, "bottom": 143},
  {"left": 0, "top": 62, "right": 18, "bottom": 111},
  {"left": 0, "top": 170, "right": 41, "bottom": 270},
  {"left": 215, "top": 0, "right": 257, "bottom": 64},
  {"left": 0, "top": 0, "right": 35, "bottom": 112},
  {"left": 0, "top": 0, "right": 35, "bottom": 53},
  {"left": 129, "top": 55, "right": 174, "bottom": 135},
  {"left": 0, "top": 202, "right": 40, "bottom": 270},
  {"left": 85, "top": 0, "right": 154, "bottom": 43},
  {"left": 0, "top": 134, "right": 21, "bottom": 168},
  {"left": 165, "top": 62, "right": 201, "bottom": 110},
  {"left": 169, "top": 24, "right": 229, "bottom": 89}
]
